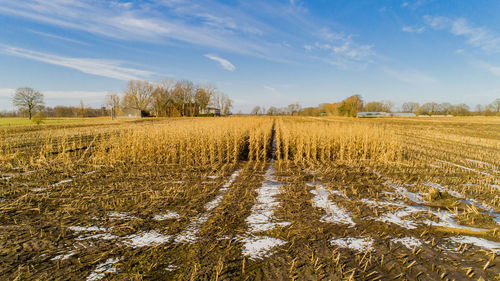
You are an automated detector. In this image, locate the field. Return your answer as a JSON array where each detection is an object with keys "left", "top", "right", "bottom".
[{"left": 0, "top": 116, "right": 499, "bottom": 280}]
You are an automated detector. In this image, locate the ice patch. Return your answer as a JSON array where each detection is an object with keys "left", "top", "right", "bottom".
[
  {"left": 153, "top": 211, "right": 181, "bottom": 221},
  {"left": 86, "top": 257, "right": 119, "bottom": 281},
  {"left": 53, "top": 179, "right": 73, "bottom": 186},
  {"left": 207, "top": 175, "right": 218, "bottom": 179},
  {"left": 330, "top": 237, "right": 374, "bottom": 252},
  {"left": 374, "top": 206, "right": 424, "bottom": 230},
  {"left": 32, "top": 187, "right": 47, "bottom": 192},
  {"left": 241, "top": 236, "right": 287, "bottom": 260},
  {"left": 360, "top": 198, "right": 405, "bottom": 208},
  {"left": 246, "top": 171, "right": 291, "bottom": 232},
  {"left": 383, "top": 181, "right": 423, "bottom": 204},
  {"left": 68, "top": 226, "right": 107, "bottom": 232},
  {"left": 449, "top": 236, "right": 500, "bottom": 253},
  {"left": 174, "top": 214, "right": 209, "bottom": 243},
  {"left": 79, "top": 233, "right": 118, "bottom": 240},
  {"left": 51, "top": 250, "right": 76, "bottom": 261},
  {"left": 391, "top": 237, "right": 422, "bottom": 249},
  {"left": 309, "top": 183, "right": 355, "bottom": 227},
  {"left": 108, "top": 211, "right": 136, "bottom": 221},
  {"left": 124, "top": 231, "right": 172, "bottom": 247}
]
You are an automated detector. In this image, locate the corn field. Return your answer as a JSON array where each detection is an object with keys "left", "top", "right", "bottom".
[{"left": 0, "top": 116, "right": 499, "bottom": 280}]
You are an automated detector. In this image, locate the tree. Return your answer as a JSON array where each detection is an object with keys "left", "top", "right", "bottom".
[
  {"left": 195, "top": 84, "right": 215, "bottom": 113},
  {"left": 451, "top": 104, "right": 470, "bottom": 116},
  {"left": 417, "top": 102, "right": 439, "bottom": 115},
  {"left": 339, "top": 95, "right": 363, "bottom": 117},
  {"left": 122, "top": 80, "right": 154, "bottom": 113},
  {"left": 210, "top": 92, "right": 232, "bottom": 115},
  {"left": 12, "top": 87, "right": 44, "bottom": 120},
  {"left": 151, "top": 79, "right": 175, "bottom": 117},
  {"left": 78, "top": 100, "right": 88, "bottom": 117},
  {"left": 105, "top": 93, "right": 120, "bottom": 120},
  {"left": 251, "top": 106, "right": 261, "bottom": 115},
  {"left": 364, "top": 101, "right": 392, "bottom": 112},
  {"left": 490, "top": 98, "right": 500, "bottom": 112},
  {"left": 401, "top": 102, "right": 419, "bottom": 113}
]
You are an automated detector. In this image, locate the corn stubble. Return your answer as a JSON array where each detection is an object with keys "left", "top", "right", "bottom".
[{"left": 0, "top": 116, "right": 499, "bottom": 280}]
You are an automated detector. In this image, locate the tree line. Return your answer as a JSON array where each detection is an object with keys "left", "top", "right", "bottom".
[
  {"left": 7, "top": 79, "right": 233, "bottom": 119},
  {"left": 252, "top": 95, "right": 500, "bottom": 117}
]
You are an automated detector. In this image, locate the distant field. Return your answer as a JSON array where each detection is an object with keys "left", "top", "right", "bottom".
[
  {"left": 0, "top": 116, "right": 499, "bottom": 280},
  {"left": 0, "top": 117, "right": 99, "bottom": 126}
]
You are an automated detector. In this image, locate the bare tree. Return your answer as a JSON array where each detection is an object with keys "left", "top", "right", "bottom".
[
  {"left": 105, "top": 93, "right": 120, "bottom": 120},
  {"left": 78, "top": 100, "right": 87, "bottom": 117},
  {"left": 210, "top": 92, "right": 232, "bottom": 115},
  {"left": 251, "top": 106, "right": 261, "bottom": 115},
  {"left": 490, "top": 98, "right": 500, "bottom": 112},
  {"left": 401, "top": 102, "right": 420, "bottom": 113},
  {"left": 195, "top": 84, "right": 215, "bottom": 113},
  {"left": 151, "top": 78, "right": 175, "bottom": 117},
  {"left": 12, "top": 87, "right": 44, "bottom": 120},
  {"left": 122, "top": 80, "right": 154, "bottom": 113}
]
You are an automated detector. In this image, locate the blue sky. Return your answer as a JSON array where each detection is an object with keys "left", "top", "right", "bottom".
[{"left": 0, "top": 0, "right": 499, "bottom": 113}]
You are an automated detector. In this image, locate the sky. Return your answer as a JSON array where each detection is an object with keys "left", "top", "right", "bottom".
[{"left": 0, "top": 0, "right": 499, "bottom": 113}]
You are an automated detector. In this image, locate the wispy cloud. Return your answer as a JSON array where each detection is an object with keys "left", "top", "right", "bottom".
[
  {"left": 27, "top": 29, "right": 90, "bottom": 45},
  {"left": 0, "top": 0, "right": 373, "bottom": 67},
  {"left": 305, "top": 28, "right": 374, "bottom": 67},
  {"left": 402, "top": 26, "right": 425, "bottom": 33},
  {"left": 473, "top": 61, "right": 500, "bottom": 77},
  {"left": 2, "top": 46, "right": 154, "bottom": 81},
  {"left": 383, "top": 67, "right": 437, "bottom": 84},
  {"left": 424, "top": 15, "right": 500, "bottom": 52},
  {"left": 204, "top": 54, "right": 236, "bottom": 71}
]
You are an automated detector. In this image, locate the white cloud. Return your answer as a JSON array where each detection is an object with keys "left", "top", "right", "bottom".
[
  {"left": 383, "top": 67, "right": 437, "bottom": 84},
  {"left": 402, "top": 26, "right": 425, "bottom": 33},
  {"left": 424, "top": 15, "right": 500, "bottom": 52},
  {"left": 2, "top": 46, "right": 155, "bottom": 81},
  {"left": 0, "top": 0, "right": 372, "bottom": 67},
  {"left": 204, "top": 54, "right": 236, "bottom": 71},
  {"left": 306, "top": 28, "right": 374, "bottom": 67}
]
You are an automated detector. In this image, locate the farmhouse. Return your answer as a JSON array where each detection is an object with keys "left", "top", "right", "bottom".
[
  {"left": 199, "top": 107, "right": 221, "bottom": 116},
  {"left": 118, "top": 108, "right": 149, "bottom": 118}
]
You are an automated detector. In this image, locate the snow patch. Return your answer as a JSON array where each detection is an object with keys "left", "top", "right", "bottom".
[
  {"left": 391, "top": 237, "right": 422, "bottom": 249},
  {"left": 309, "top": 183, "right": 355, "bottom": 227},
  {"left": 330, "top": 237, "right": 374, "bottom": 252},
  {"left": 108, "top": 211, "right": 136, "bottom": 221},
  {"left": 153, "top": 211, "right": 181, "bottom": 221},
  {"left": 124, "top": 231, "right": 172, "bottom": 247},
  {"left": 86, "top": 258, "right": 119, "bottom": 281},
  {"left": 241, "top": 236, "right": 287, "bottom": 260},
  {"left": 53, "top": 179, "right": 73, "bottom": 186},
  {"left": 449, "top": 236, "right": 500, "bottom": 253},
  {"left": 51, "top": 250, "right": 76, "bottom": 261}
]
